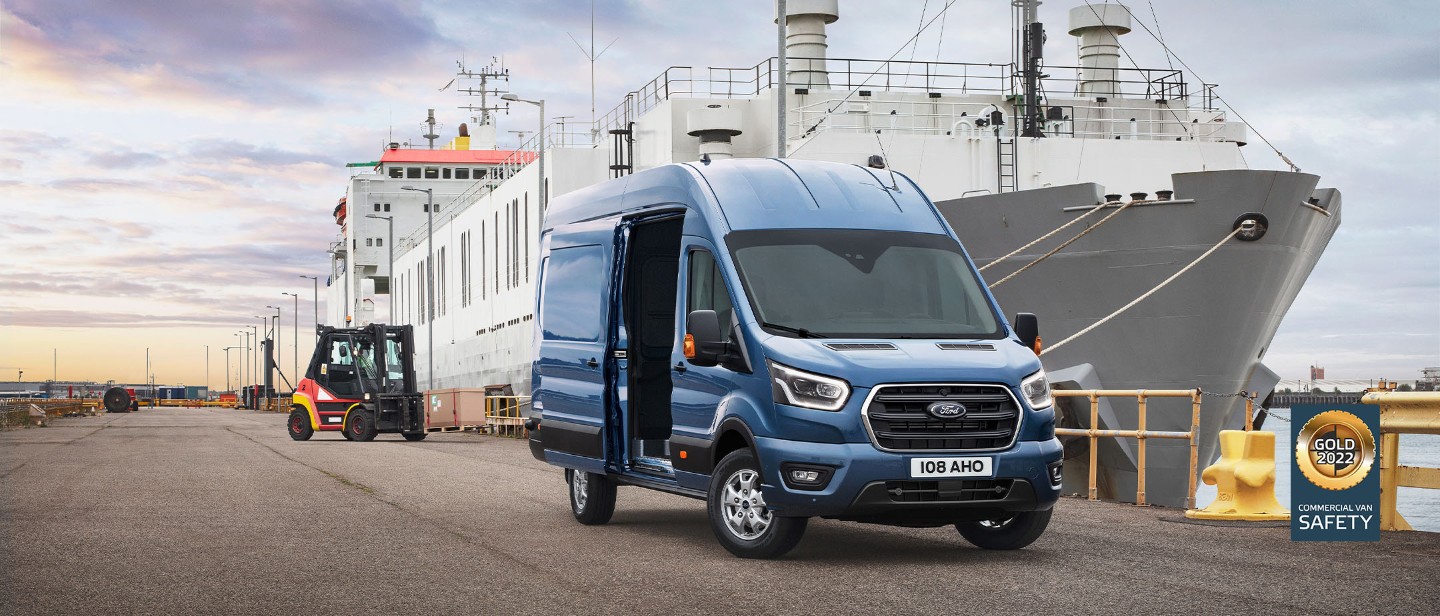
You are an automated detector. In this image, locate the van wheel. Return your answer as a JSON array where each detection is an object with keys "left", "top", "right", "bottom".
[
  {"left": 287, "top": 408, "right": 313, "bottom": 441},
  {"left": 955, "top": 509, "right": 1052, "bottom": 550},
  {"left": 346, "top": 409, "right": 378, "bottom": 442},
  {"left": 567, "top": 468, "right": 616, "bottom": 525},
  {"left": 707, "top": 449, "right": 807, "bottom": 559}
]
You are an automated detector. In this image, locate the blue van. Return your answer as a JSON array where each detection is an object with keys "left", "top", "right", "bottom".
[{"left": 528, "top": 158, "right": 1061, "bottom": 558}]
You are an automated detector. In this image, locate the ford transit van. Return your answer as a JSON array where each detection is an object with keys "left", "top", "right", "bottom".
[{"left": 528, "top": 158, "right": 1061, "bottom": 558}]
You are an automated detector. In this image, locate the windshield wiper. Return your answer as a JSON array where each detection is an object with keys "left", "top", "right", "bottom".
[{"left": 760, "top": 321, "right": 825, "bottom": 338}]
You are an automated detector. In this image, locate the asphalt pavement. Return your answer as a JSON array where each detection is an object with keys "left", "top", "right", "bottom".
[{"left": 2, "top": 408, "right": 1436, "bottom": 615}]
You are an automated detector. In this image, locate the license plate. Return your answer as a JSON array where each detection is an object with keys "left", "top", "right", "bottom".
[{"left": 910, "top": 457, "right": 993, "bottom": 478}]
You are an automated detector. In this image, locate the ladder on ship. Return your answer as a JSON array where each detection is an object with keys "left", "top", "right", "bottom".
[{"left": 996, "top": 134, "right": 1017, "bottom": 193}]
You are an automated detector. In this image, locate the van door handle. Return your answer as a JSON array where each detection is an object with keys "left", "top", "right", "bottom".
[
  {"left": 585, "top": 358, "right": 599, "bottom": 368},
  {"left": 673, "top": 362, "right": 687, "bottom": 374}
]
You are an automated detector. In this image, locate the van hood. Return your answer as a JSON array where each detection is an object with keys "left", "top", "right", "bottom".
[{"left": 758, "top": 335, "right": 1042, "bottom": 389}]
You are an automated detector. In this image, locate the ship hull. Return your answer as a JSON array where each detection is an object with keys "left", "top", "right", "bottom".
[{"left": 936, "top": 169, "right": 1341, "bottom": 506}]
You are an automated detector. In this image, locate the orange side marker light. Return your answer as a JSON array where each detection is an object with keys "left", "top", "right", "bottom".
[{"left": 683, "top": 333, "right": 696, "bottom": 358}]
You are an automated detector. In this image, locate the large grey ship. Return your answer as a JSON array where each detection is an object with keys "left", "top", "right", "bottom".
[{"left": 325, "top": 1, "right": 1339, "bottom": 507}]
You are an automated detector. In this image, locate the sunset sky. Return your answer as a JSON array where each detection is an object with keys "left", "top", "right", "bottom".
[{"left": 1, "top": 0, "right": 1436, "bottom": 389}]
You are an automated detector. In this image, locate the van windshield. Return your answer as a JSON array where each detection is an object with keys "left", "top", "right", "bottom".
[{"left": 728, "top": 229, "right": 1001, "bottom": 339}]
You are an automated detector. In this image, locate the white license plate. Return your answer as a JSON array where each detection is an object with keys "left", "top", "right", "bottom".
[{"left": 910, "top": 457, "right": 993, "bottom": 478}]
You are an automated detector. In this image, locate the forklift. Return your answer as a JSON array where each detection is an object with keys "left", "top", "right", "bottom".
[{"left": 288, "top": 323, "right": 426, "bottom": 442}]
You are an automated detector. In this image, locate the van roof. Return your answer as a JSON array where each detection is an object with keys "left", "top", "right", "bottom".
[{"left": 543, "top": 158, "right": 950, "bottom": 236}]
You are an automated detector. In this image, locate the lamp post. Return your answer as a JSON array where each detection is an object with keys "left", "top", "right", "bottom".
[
  {"left": 266, "top": 306, "right": 282, "bottom": 389},
  {"left": 283, "top": 292, "right": 300, "bottom": 386},
  {"left": 204, "top": 344, "right": 209, "bottom": 398},
  {"left": 400, "top": 185, "right": 434, "bottom": 390},
  {"left": 300, "top": 274, "right": 319, "bottom": 350},
  {"left": 500, "top": 93, "right": 547, "bottom": 217},
  {"left": 365, "top": 214, "right": 395, "bottom": 324},
  {"left": 235, "top": 331, "right": 245, "bottom": 395},
  {"left": 251, "top": 323, "right": 260, "bottom": 409},
  {"left": 222, "top": 346, "right": 237, "bottom": 392}
]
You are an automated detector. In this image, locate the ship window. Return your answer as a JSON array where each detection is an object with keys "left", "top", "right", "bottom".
[
  {"left": 383, "top": 203, "right": 390, "bottom": 212},
  {"left": 423, "top": 204, "right": 429, "bottom": 212},
  {"left": 443, "top": 168, "right": 452, "bottom": 179},
  {"left": 407, "top": 167, "right": 421, "bottom": 179},
  {"left": 424, "top": 167, "right": 439, "bottom": 179},
  {"left": 373, "top": 203, "right": 380, "bottom": 212},
  {"left": 480, "top": 221, "right": 486, "bottom": 300},
  {"left": 389, "top": 167, "right": 403, "bottom": 179},
  {"left": 524, "top": 193, "right": 530, "bottom": 282},
  {"left": 477, "top": 168, "right": 488, "bottom": 179},
  {"left": 456, "top": 168, "right": 470, "bottom": 180},
  {"left": 494, "top": 212, "right": 500, "bottom": 294},
  {"left": 439, "top": 246, "right": 447, "bottom": 316},
  {"left": 366, "top": 238, "right": 373, "bottom": 247},
  {"left": 376, "top": 238, "right": 383, "bottom": 247}
]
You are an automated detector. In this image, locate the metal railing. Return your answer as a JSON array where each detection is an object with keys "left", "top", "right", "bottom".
[
  {"left": 1053, "top": 389, "right": 1204, "bottom": 508},
  {"left": 484, "top": 395, "right": 531, "bottom": 438},
  {"left": 1359, "top": 391, "right": 1440, "bottom": 531},
  {"left": 595, "top": 56, "right": 1217, "bottom": 135}
]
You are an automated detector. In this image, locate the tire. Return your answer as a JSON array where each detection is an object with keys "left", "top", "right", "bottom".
[
  {"left": 346, "top": 409, "right": 378, "bottom": 442},
  {"left": 707, "top": 449, "right": 807, "bottom": 559},
  {"left": 566, "top": 468, "right": 617, "bottom": 525},
  {"left": 955, "top": 508, "right": 1052, "bottom": 550},
  {"left": 287, "top": 408, "right": 313, "bottom": 441},
  {"left": 402, "top": 432, "right": 427, "bottom": 442}
]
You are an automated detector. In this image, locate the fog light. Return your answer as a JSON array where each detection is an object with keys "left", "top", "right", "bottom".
[
  {"left": 779, "top": 463, "right": 834, "bottom": 491},
  {"left": 1048, "top": 461, "right": 1064, "bottom": 486},
  {"left": 790, "top": 470, "right": 821, "bottom": 483}
]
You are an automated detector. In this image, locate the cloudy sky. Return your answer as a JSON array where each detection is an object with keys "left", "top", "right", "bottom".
[{"left": 1, "top": 0, "right": 1436, "bottom": 389}]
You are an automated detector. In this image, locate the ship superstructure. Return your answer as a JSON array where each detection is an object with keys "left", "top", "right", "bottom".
[{"left": 325, "top": 1, "right": 1339, "bottom": 507}]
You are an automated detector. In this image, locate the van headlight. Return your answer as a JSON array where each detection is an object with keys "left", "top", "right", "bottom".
[
  {"left": 1020, "top": 368, "right": 1052, "bottom": 409},
  {"left": 768, "top": 361, "right": 850, "bottom": 411}
]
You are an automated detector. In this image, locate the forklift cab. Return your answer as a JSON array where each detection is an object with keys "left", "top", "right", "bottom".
[{"left": 290, "top": 323, "right": 424, "bottom": 441}]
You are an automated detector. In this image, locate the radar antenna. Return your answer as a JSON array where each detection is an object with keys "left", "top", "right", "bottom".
[{"left": 453, "top": 57, "right": 511, "bottom": 149}]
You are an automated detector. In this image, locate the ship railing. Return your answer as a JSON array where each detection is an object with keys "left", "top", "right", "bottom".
[
  {"left": 791, "top": 97, "right": 1231, "bottom": 143},
  {"left": 1053, "top": 389, "right": 1203, "bottom": 508},
  {"left": 1358, "top": 391, "right": 1440, "bottom": 531},
  {"left": 595, "top": 56, "right": 1216, "bottom": 135}
]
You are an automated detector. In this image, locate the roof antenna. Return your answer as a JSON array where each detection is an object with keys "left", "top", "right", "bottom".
[{"left": 872, "top": 129, "right": 900, "bottom": 191}]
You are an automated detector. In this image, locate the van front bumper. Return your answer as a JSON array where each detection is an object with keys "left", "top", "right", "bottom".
[{"left": 753, "top": 436, "right": 1063, "bottom": 522}]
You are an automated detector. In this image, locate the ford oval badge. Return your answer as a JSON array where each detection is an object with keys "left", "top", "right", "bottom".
[{"left": 927, "top": 401, "right": 967, "bottom": 419}]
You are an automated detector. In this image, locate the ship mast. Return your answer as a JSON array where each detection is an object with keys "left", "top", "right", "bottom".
[
  {"left": 1016, "top": 0, "right": 1045, "bottom": 138},
  {"left": 454, "top": 58, "right": 510, "bottom": 149}
]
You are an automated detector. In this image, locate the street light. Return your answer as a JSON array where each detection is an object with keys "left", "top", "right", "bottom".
[
  {"left": 222, "top": 346, "right": 237, "bottom": 392},
  {"left": 365, "top": 214, "right": 395, "bottom": 324},
  {"left": 204, "top": 344, "right": 209, "bottom": 398},
  {"left": 400, "top": 185, "right": 435, "bottom": 390},
  {"left": 252, "top": 322, "right": 261, "bottom": 409},
  {"left": 283, "top": 292, "right": 300, "bottom": 387},
  {"left": 299, "top": 274, "right": 319, "bottom": 332},
  {"left": 500, "top": 93, "right": 547, "bottom": 217},
  {"left": 266, "top": 306, "right": 282, "bottom": 388}
]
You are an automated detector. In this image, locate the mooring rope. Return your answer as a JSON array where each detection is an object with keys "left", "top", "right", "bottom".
[
  {"left": 988, "top": 199, "right": 1140, "bottom": 289},
  {"left": 1040, "top": 226, "right": 1243, "bottom": 356},
  {"left": 978, "top": 201, "right": 1111, "bottom": 273}
]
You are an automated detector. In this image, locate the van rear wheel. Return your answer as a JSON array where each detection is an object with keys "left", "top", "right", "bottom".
[
  {"left": 955, "top": 508, "right": 1052, "bottom": 550},
  {"left": 707, "top": 449, "right": 807, "bottom": 559},
  {"left": 566, "top": 468, "right": 617, "bottom": 525}
]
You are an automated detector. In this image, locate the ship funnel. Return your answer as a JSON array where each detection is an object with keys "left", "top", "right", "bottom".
[
  {"left": 1068, "top": 4, "right": 1132, "bottom": 99},
  {"left": 778, "top": 0, "right": 839, "bottom": 89},
  {"left": 687, "top": 105, "right": 743, "bottom": 160}
]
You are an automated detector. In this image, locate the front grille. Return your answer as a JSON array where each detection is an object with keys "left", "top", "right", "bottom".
[
  {"left": 864, "top": 384, "right": 1020, "bottom": 451},
  {"left": 884, "top": 479, "right": 1013, "bottom": 503},
  {"left": 825, "top": 342, "right": 898, "bottom": 351}
]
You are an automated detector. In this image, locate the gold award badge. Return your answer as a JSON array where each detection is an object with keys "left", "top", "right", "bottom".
[{"left": 1295, "top": 410, "right": 1376, "bottom": 491}]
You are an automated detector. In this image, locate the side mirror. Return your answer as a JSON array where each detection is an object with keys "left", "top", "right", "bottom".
[
  {"left": 1013, "top": 312, "right": 1041, "bottom": 355},
  {"left": 685, "top": 310, "right": 724, "bottom": 367}
]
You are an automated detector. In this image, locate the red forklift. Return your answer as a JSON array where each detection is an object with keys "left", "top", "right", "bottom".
[{"left": 288, "top": 323, "right": 426, "bottom": 442}]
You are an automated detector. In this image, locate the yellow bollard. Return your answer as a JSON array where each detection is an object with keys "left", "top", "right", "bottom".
[{"left": 1185, "top": 430, "right": 1290, "bottom": 521}]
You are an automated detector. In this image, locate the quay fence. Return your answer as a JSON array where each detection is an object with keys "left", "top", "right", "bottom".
[
  {"left": 1052, "top": 389, "right": 1203, "bottom": 508},
  {"left": 0, "top": 398, "right": 92, "bottom": 429},
  {"left": 1359, "top": 391, "right": 1440, "bottom": 531},
  {"left": 484, "top": 396, "right": 531, "bottom": 439}
]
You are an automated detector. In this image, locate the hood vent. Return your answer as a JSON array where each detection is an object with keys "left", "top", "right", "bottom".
[
  {"left": 936, "top": 343, "right": 996, "bottom": 351},
  {"left": 825, "top": 342, "right": 897, "bottom": 351}
]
